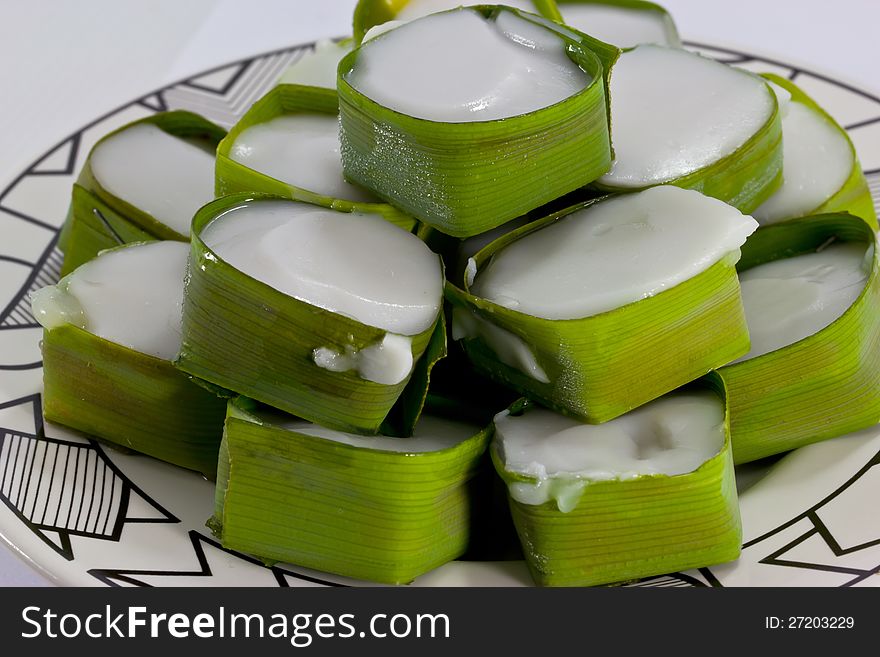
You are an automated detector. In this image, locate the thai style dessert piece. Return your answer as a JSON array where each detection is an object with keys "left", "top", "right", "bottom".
[
  {"left": 31, "top": 241, "right": 226, "bottom": 476},
  {"left": 492, "top": 386, "right": 741, "bottom": 586},
  {"left": 593, "top": 44, "right": 782, "bottom": 213},
  {"left": 59, "top": 112, "right": 225, "bottom": 275},
  {"left": 216, "top": 84, "right": 415, "bottom": 231},
  {"left": 339, "top": 6, "right": 618, "bottom": 237},
  {"left": 176, "top": 194, "right": 446, "bottom": 435},
  {"left": 447, "top": 185, "right": 757, "bottom": 423},
  {"left": 554, "top": 0, "right": 681, "bottom": 48},
  {"left": 230, "top": 114, "right": 373, "bottom": 202},
  {"left": 210, "top": 397, "right": 491, "bottom": 584},
  {"left": 752, "top": 74, "right": 877, "bottom": 228},
  {"left": 718, "top": 212, "right": 880, "bottom": 464}
]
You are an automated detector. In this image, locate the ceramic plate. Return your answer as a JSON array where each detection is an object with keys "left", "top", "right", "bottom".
[{"left": 1, "top": 41, "right": 879, "bottom": 587}]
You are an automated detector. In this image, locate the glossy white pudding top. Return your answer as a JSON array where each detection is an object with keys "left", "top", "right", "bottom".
[
  {"left": 470, "top": 186, "right": 757, "bottom": 319},
  {"left": 345, "top": 8, "right": 589, "bottom": 122},
  {"left": 558, "top": 4, "right": 678, "bottom": 48},
  {"left": 752, "top": 102, "right": 852, "bottom": 224},
  {"left": 90, "top": 123, "right": 216, "bottom": 235},
  {"left": 598, "top": 45, "right": 775, "bottom": 187},
  {"left": 200, "top": 201, "right": 443, "bottom": 335},
  {"left": 31, "top": 241, "right": 189, "bottom": 361},
  {"left": 736, "top": 242, "right": 871, "bottom": 361},
  {"left": 495, "top": 391, "right": 725, "bottom": 510},
  {"left": 230, "top": 114, "right": 377, "bottom": 203}
]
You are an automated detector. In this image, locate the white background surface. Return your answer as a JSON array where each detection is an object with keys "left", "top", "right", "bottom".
[{"left": 0, "top": 0, "right": 877, "bottom": 586}]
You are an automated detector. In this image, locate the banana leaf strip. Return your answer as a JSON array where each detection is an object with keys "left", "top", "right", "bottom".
[
  {"left": 718, "top": 212, "right": 880, "bottom": 464},
  {"left": 492, "top": 377, "right": 741, "bottom": 587},
  {"left": 41, "top": 324, "right": 226, "bottom": 477},
  {"left": 60, "top": 185, "right": 155, "bottom": 275},
  {"left": 210, "top": 396, "right": 492, "bottom": 584}
]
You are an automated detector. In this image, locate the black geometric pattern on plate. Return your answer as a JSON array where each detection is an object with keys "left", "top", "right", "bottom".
[
  {"left": 0, "top": 239, "right": 61, "bottom": 371},
  {"left": 0, "top": 240, "right": 61, "bottom": 331},
  {"left": 0, "top": 395, "right": 178, "bottom": 561},
  {"left": 743, "top": 448, "right": 880, "bottom": 586},
  {"left": 28, "top": 134, "right": 83, "bottom": 178},
  {"left": 626, "top": 568, "right": 722, "bottom": 588},
  {"left": 89, "top": 530, "right": 345, "bottom": 588},
  {"left": 163, "top": 47, "right": 306, "bottom": 128}
]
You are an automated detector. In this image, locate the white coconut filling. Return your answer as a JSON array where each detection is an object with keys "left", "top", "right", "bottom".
[
  {"left": 451, "top": 306, "right": 549, "bottom": 383},
  {"left": 751, "top": 102, "right": 853, "bottom": 224},
  {"left": 344, "top": 8, "right": 589, "bottom": 123},
  {"left": 394, "top": 0, "right": 536, "bottom": 22},
  {"left": 256, "top": 409, "right": 481, "bottom": 454},
  {"left": 734, "top": 243, "right": 871, "bottom": 362},
  {"left": 277, "top": 39, "right": 352, "bottom": 89},
  {"left": 89, "top": 123, "right": 216, "bottom": 236},
  {"left": 470, "top": 186, "right": 758, "bottom": 320},
  {"left": 230, "top": 114, "right": 377, "bottom": 203},
  {"left": 558, "top": 4, "right": 679, "bottom": 48},
  {"left": 766, "top": 80, "right": 793, "bottom": 117},
  {"left": 598, "top": 45, "right": 775, "bottom": 187},
  {"left": 200, "top": 201, "right": 442, "bottom": 335},
  {"left": 313, "top": 333, "right": 413, "bottom": 386},
  {"left": 30, "top": 241, "right": 189, "bottom": 361},
  {"left": 495, "top": 391, "right": 725, "bottom": 512}
]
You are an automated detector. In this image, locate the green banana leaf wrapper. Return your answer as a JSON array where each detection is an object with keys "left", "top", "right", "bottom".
[
  {"left": 340, "top": 5, "right": 619, "bottom": 238},
  {"left": 175, "top": 193, "right": 446, "bottom": 436},
  {"left": 352, "top": 0, "right": 413, "bottom": 42},
  {"left": 58, "top": 111, "right": 226, "bottom": 275},
  {"left": 210, "top": 397, "right": 492, "bottom": 584},
  {"left": 547, "top": 0, "right": 681, "bottom": 47},
  {"left": 40, "top": 322, "right": 226, "bottom": 478},
  {"left": 591, "top": 64, "right": 784, "bottom": 214},
  {"left": 215, "top": 83, "right": 416, "bottom": 232},
  {"left": 445, "top": 196, "right": 751, "bottom": 424},
  {"left": 759, "top": 74, "right": 877, "bottom": 229},
  {"left": 719, "top": 212, "right": 880, "bottom": 464},
  {"left": 492, "top": 381, "right": 741, "bottom": 587}
]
